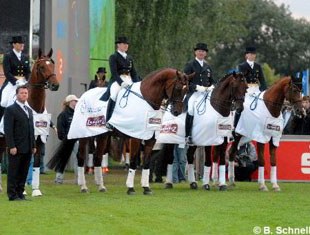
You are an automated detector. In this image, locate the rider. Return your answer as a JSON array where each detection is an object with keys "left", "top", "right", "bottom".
[
  {"left": 105, "top": 36, "right": 140, "bottom": 130},
  {"left": 234, "top": 46, "right": 267, "bottom": 128},
  {"left": 184, "top": 42, "right": 215, "bottom": 144},
  {"left": 89, "top": 67, "right": 107, "bottom": 90},
  {"left": 0, "top": 36, "right": 31, "bottom": 121}
]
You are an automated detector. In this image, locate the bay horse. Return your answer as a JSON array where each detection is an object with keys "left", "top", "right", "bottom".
[
  {"left": 76, "top": 68, "right": 193, "bottom": 194},
  {"left": 164, "top": 72, "right": 248, "bottom": 191},
  {"left": 228, "top": 76, "right": 304, "bottom": 191},
  {"left": 0, "top": 49, "right": 59, "bottom": 195}
]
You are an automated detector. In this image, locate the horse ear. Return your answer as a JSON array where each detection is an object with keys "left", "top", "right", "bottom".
[
  {"left": 47, "top": 48, "right": 53, "bottom": 58},
  {"left": 38, "top": 48, "right": 42, "bottom": 58}
]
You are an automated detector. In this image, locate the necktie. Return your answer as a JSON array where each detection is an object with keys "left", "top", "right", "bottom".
[{"left": 24, "top": 105, "right": 29, "bottom": 117}]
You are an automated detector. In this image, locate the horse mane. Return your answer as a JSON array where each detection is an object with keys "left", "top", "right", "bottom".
[
  {"left": 216, "top": 72, "right": 236, "bottom": 84},
  {"left": 143, "top": 68, "right": 175, "bottom": 80}
]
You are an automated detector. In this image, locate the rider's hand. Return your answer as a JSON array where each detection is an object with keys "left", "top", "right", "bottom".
[
  {"left": 206, "top": 85, "right": 215, "bottom": 91},
  {"left": 195, "top": 85, "right": 206, "bottom": 92}
]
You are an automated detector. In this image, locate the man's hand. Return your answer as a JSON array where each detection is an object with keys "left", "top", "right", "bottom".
[{"left": 195, "top": 85, "right": 206, "bottom": 92}]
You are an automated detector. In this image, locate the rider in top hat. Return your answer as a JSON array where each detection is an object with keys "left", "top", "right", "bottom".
[
  {"left": 238, "top": 46, "right": 267, "bottom": 91},
  {"left": 105, "top": 36, "right": 140, "bottom": 130},
  {"left": 184, "top": 42, "right": 215, "bottom": 144},
  {"left": 89, "top": 67, "right": 107, "bottom": 90},
  {"left": 0, "top": 36, "right": 31, "bottom": 120}
]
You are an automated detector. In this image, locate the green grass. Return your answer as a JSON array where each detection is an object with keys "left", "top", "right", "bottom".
[{"left": 0, "top": 169, "right": 310, "bottom": 235}]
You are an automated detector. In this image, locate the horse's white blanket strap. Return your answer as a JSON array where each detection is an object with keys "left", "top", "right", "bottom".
[
  {"left": 68, "top": 87, "right": 108, "bottom": 139},
  {"left": 109, "top": 82, "right": 163, "bottom": 140},
  {"left": 236, "top": 91, "right": 284, "bottom": 147}
]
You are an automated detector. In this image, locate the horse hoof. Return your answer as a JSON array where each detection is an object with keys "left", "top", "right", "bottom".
[
  {"left": 80, "top": 187, "right": 89, "bottom": 193},
  {"left": 259, "top": 185, "right": 269, "bottom": 192},
  {"left": 164, "top": 183, "right": 173, "bottom": 189},
  {"left": 32, "top": 189, "right": 43, "bottom": 197},
  {"left": 202, "top": 184, "right": 210, "bottom": 191},
  {"left": 190, "top": 182, "right": 198, "bottom": 190},
  {"left": 127, "top": 188, "right": 136, "bottom": 195},
  {"left": 219, "top": 185, "right": 227, "bottom": 191},
  {"left": 273, "top": 186, "right": 281, "bottom": 192},
  {"left": 99, "top": 186, "right": 107, "bottom": 192},
  {"left": 143, "top": 187, "right": 153, "bottom": 195}
]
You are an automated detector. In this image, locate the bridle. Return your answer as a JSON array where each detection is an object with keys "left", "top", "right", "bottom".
[
  {"left": 164, "top": 77, "right": 188, "bottom": 108},
  {"left": 28, "top": 57, "right": 57, "bottom": 89}
]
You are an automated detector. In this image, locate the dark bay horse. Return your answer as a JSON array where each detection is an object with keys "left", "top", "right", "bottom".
[
  {"left": 164, "top": 72, "right": 248, "bottom": 191},
  {"left": 76, "top": 68, "right": 193, "bottom": 194},
  {"left": 228, "top": 76, "right": 303, "bottom": 191}
]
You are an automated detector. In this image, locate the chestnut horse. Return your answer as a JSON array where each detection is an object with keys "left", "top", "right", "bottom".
[
  {"left": 164, "top": 72, "right": 248, "bottom": 191},
  {"left": 76, "top": 68, "right": 193, "bottom": 195},
  {"left": 0, "top": 49, "right": 59, "bottom": 195},
  {"left": 228, "top": 76, "right": 304, "bottom": 191}
]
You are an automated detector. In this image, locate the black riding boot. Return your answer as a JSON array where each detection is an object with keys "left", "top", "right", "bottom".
[
  {"left": 105, "top": 99, "right": 116, "bottom": 130},
  {"left": 185, "top": 113, "right": 194, "bottom": 144}
]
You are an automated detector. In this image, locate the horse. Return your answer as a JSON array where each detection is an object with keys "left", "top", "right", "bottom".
[
  {"left": 228, "top": 76, "right": 304, "bottom": 191},
  {"left": 0, "top": 48, "right": 59, "bottom": 195},
  {"left": 162, "top": 72, "right": 248, "bottom": 191},
  {"left": 74, "top": 68, "right": 193, "bottom": 194}
]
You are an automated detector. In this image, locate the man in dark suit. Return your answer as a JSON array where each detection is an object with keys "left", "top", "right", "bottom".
[
  {"left": 238, "top": 46, "right": 267, "bottom": 91},
  {"left": 0, "top": 36, "right": 31, "bottom": 120},
  {"left": 184, "top": 42, "right": 215, "bottom": 144},
  {"left": 105, "top": 36, "right": 140, "bottom": 130},
  {"left": 4, "top": 85, "right": 36, "bottom": 201}
]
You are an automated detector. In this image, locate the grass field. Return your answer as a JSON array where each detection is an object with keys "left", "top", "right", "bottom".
[{"left": 0, "top": 168, "right": 310, "bottom": 235}]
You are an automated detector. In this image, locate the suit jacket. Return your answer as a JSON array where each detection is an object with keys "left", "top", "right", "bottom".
[
  {"left": 2, "top": 50, "right": 31, "bottom": 86},
  {"left": 184, "top": 59, "right": 214, "bottom": 93},
  {"left": 109, "top": 52, "right": 139, "bottom": 85},
  {"left": 238, "top": 62, "right": 267, "bottom": 91},
  {"left": 4, "top": 102, "right": 35, "bottom": 153}
]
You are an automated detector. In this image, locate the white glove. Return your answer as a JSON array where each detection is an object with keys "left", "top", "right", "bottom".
[
  {"left": 121, "top": 82, "right": 130, "bottom": 88},
  {"left": 195, "top": 85, "right": 206, "bottom": 92},
  {"left": 206, "top": 85, "right": 215, "bottom": 91},
  {"left": 15, "top": 79, "right": 27, "bottom": 87}
]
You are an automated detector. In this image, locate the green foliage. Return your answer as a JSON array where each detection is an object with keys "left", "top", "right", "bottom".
[
  {"left": 115, "top": 0, "right": 310, "bottom": 82},
  {"left": 262, "top": 63, "right": 280, "bottom": 86},
  {"left": 1, "top": 170, "right": 310, "bottom": 235}
]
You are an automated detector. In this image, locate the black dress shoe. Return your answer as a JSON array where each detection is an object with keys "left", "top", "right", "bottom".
[{"left": 9, "top": 197, "right": 23, "bottom": 201}]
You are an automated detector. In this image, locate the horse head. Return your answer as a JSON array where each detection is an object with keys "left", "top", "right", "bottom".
[
  {"left": 286, "top": 75, "right": 304, "bottom": 118},
  {"left": 31, "top": 48, "right": 59, "bottom": 91},
  {"left": 166, "top": 70, "right": 193, "bottom": 116},
  {"left": 230, "top": 71, "right": 248, "bottom": 113}
]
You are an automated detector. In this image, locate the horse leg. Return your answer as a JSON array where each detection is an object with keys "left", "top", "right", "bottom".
[
  {"left": 211, "top": 146, "right": 219, "bottom": 186},
  {"left": 32, "top": 138, "right": 43, "bottom": 196},
  {"left": 202, "top": 146, "right": 212, "bottom": 190},
  {"left": 163, "top": 144, "right": 175, "bottom": 189},
  {"left": 77, "top": 138, "right": 89, "bottom": 193},
  {"left": 257, "top": 142, "right": 268, "bottom": 191},
  {"left": 187, "top": 145, "right": 198, "bottom": 189},
  {"left": 141, "top": 138, "right": 156, "bottom": 195},
  {"left": 93, "top": 135, "right": 107, "bottom": 192},
  {"left": 217, "top": 139, "right": 228, "bottom": 191},
  {"left": 228, "top": 135, "right": 242, "bottom": 186},
  {"left": 126, "top": 138, "right": 139, "bottom": 195},
  {"left": 269, "top": 140, "right": 280, "bottom": 191}
]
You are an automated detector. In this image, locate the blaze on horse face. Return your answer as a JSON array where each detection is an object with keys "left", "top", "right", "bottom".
[
  {"left": 167, "top": 71, "right": 192, "bottom": 116},
  {"left": 285, "top": 78, "right": 304, "bottom": 118},
  {"left": 231, "top": 72, "right": 248, "bottom": 113},
  {"left": 35, "top": 48, "right": 59, "bottom": 91}
]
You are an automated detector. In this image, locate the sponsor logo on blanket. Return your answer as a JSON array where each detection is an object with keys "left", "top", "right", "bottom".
[
  {"left": 148, "top": 118, "right": 162, "bottom": 125},
  {"left": 266, "top": 124, "right": 280, "bottom": 131},
  {"left": 35, "top": 121, "right": 48, "bottom": 128},
  {"left": 160, "top": 124, "right": 178, "bottom": 134},
  {"left": 86, "top": 116, "right": 106, "bottom": 127},
  {"left": 218, "top": 124, "right": 232, "bottom": 130}
]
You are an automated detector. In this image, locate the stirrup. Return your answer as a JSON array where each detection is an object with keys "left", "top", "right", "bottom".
[{"left": 186, "top": 136, "right": 193, "bottom": 145}]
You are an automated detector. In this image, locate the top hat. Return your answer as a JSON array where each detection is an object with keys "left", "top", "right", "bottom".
[
  {"left": 194, "top": 43, "right": 208, "bottom": 52},
  {"left": 245, "top": 46, "right": 256, "bottom": 54},
  {"left": 96, "top": 67, "right": 107, "bottom": 73},
  {"left": 10, "top": 36, "right": 25, "bottom": 44},
  {"left": 115, "top": 36, "right": 129, "bottom": 44}
]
